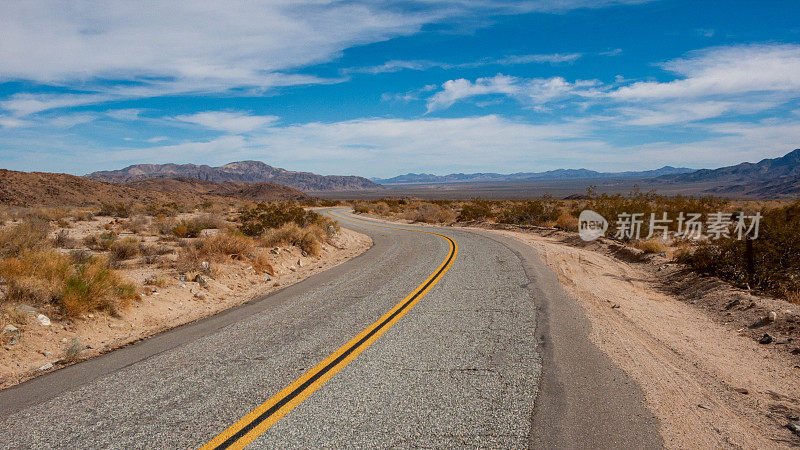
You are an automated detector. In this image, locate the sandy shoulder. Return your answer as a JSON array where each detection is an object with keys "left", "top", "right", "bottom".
[
  {"left": 494, "top": 228, "right": 800, "bottom": 449},
  {"left": 1, "top": 227, "right": 372, "bottom": 390}
]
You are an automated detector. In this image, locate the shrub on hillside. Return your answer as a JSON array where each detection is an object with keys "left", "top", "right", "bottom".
[
  {"left": 676, "top": 200, "right": 800, "bottom": 297},
  {"left": 457, "top": 199, "right": 494, "bottom": 222},
  {"left": 97, "top": 203, "right": 131, "bottom": 218},
  {"left": 238, "top": 202, "right": 324, "bottom": 236},
  {"left": 497, "top": 200, "right": 559, "bottom": 226},
  {"left": 401, "top": 203, "right": 456, "bottom": 223}
]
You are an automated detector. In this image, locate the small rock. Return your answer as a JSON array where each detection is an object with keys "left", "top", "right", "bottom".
[
  {"left": 193, "top": 293, "right": 205, "bottom": 300},
  {"left": 791, "top": 348, "right": 800, "bottom": 355},
  {"left": 88, "top": 313, "right": 94, "bottom": 319},
  {"left": 16, "top": 304, "right": 37, "bottom": 315},
  {"left": 270, "top": 248, "right": 279, "bottom": 255},
  {"left": 734, "top": 387, "right": 749, "bottom": 394},
  {"left": 767, "top": 311, "right": 777, "bottom": 323},
  {"left": 179, "top": 283, "right": 187, "bottom": 289},
  {"left": 610, "top": 304, "right": 620, "bottom": 309},
  {"left": 200, "top": 261, "right": 210, "bottom": 271},
  {"left": 36, "top": 314, "right": 51, "bottom": 326},
  {"left": 41, "top": 350, "right": 53, "bottom": 357},
  {"left": 193, "top": 274, "right": 209, "bottom": 288},
  {"left": 2, "top": 324, "right": 18, "bottom": 334},
  {"left": 38, "top": 363, "right": 53, "bottom": 371},
  {"left": 759, "top": 333, "right": 775, "bottom": 344},
  {"left": 289, "top": 265, "right": 297, "bottom": 272},
  {"left": 297, "top": 259, "right": 304, "bottom": 267},
  {"left": 246, "top": 266, "right": 253, "bottom": 271},
  {"left": 60, "top": 338, "right": 68, "bottom": 343},
  {"left": 787, "top": 421, "right": 800, "bottom": 436},
  {"left": 724, "top": 299, "right": 741, "bottom": 310},
  {"left": 301, "top": 251, "right": 308, "bottom": 257},
  {"left": 179, "top": 274, "right": 188, "bottom": 282},
  {"left": 264, "top": 274, "right": 272, "bottom": 281}
]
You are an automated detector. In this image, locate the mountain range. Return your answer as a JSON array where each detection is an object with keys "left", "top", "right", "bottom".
[
  {"left": 657, "top": 148, "right": 800, "bottom": 197},
  {"left": 371, "top": 166, "right": 694, "bottom": 184},
  {"left": 0, "top": 170, "right": 308, "bottom": 207},
  {"left": 86, "top": 161, "right": 379, "bottom": 191}
]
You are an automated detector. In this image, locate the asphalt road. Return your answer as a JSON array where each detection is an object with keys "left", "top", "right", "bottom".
[{"left": 0, "top": 208, "right": 662, "bottom": 448}]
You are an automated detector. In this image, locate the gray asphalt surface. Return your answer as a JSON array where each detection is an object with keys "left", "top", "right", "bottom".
[{"left": 0, "top": 208, "right": 661, "bottom": 448}]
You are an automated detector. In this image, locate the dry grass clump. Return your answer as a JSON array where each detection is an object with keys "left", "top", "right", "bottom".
[
  {"left": 53, "top": 230, "right": 77, "bottom": 249},
  {"left": 171, "top": 214, "right": 227, "bottom": 238},
  {"left": 123, "top": 215, "right": 151, "bottom": 234},
  {"left": 555, "top": 212, "right": 579, "bottom": 231},
  {"left": 636, "top": 239, "right": 668, "bottom": 254},
  {"left": 248, "top": 250, "right": 275, "bottom": 275},
  {"left": 176, "top": 231, "right": 255, "bottom": 273},
  {"left": 260, "top": 222, "right": 305, "bottom": 247},
  {"left": 200, "top": 232, "right": 254, "bottom": 259},
  {"left": 139, "top": 243, "right": 172, "bottom": 264},
  {"left": 63, "top": 337, "right": 84, "bottom": 363},
  {"left": 0, "top": 250, "right": 137, "bottom": 316},
  {"left": 110, "top": 237, "right": 140, "bottom": 260},
  {"left": 83, "top": 232, "right": 117, "bottom": 251},
  {"left": 0, "top": 218, "right": 51, "bottom": 257}
]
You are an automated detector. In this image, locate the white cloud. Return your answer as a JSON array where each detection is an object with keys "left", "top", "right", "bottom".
[
  {"left": 613, "top": 44, "right": 800, "bottom": 100},
  {"left": 106, "top": 109, "right": 143, "bottom": 121},
  {"left": 0, "top": 93, "right": 112, "bottom": 116},
  {"left": 347, "top": 53, "right": 583, "bottom": 75},
  {"left": 174, "top": 111, "right": 279, "bottom": 133},
  {"left": 426, "top": 74, "right": 599, "bottom": 112}
]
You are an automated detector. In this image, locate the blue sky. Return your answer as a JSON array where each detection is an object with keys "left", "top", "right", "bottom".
[{"left": 1, "top": 0, "right": 800, "bottom": 177}]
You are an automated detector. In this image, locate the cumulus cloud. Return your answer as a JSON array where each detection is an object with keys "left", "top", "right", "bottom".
[{"left": 174, "top": 111, "right": 279, "bottom": 134}]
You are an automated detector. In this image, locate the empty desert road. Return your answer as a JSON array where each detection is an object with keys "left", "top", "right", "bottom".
[{"left": 0, "top": 208, "right": 661, "bottom": 449}]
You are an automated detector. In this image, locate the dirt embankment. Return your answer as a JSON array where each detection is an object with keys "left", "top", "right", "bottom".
[
  {"left": 0, "top": 225, "right": 371, "bottom": 389},
  {"left": 496, "top": 227, "right": 800, "bottom": 449}
]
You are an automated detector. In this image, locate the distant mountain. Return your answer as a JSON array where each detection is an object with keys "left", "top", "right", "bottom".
[
  {"left": 86, "top": 161, "right": 380, "bottom": 191},
  {"left": 658, "top": 149, "right": 800, "bottom": 197},
  {"left": 372, "top": 166, "right": 694, "bottom": 184},
  {"left": 125, "top": 177, "right": 309, "bottom": 202},
  {"left": 660, "top": 149, "right": 800, "bottom": 183},
  {"left": 0, "top": 170, "right": 310, "bottom": 207}
]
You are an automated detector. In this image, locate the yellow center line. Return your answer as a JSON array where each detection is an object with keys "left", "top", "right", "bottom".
[{"left": 200, "top": 209, "right": 458, "bottom": 449}]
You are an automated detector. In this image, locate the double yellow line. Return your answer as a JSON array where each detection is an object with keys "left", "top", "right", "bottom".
[{"left": 201, "top": 210, "right": 458, "bottom": 449}]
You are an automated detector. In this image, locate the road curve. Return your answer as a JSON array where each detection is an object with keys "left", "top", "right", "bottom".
[{"left": 0, "top": 208, "right": 661, "bottom": 448}]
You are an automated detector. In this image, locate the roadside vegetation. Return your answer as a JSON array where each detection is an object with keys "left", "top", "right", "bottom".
[
  {"left": 0, "top": 200, "right": 343, "bottom": 337},
  {"left": 349, "top": 191, "right": 799, "bottom": 303}
]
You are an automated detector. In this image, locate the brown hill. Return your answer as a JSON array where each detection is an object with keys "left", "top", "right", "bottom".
[
  {"left": 125, "top": 178, "right": 309, "bottom": 202},
  {"left": 0, "top": 169, "right": 176, "bottom": 207},
  {"left": 86, "top": 161, "right": 380, "bottom": 191},
  {"left": 0, "top": 170, "right": 310, "bottom": 207}
]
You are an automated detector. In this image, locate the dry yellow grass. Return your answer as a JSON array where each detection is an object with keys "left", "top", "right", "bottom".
[
  {"left": 248, "top": 250, "right": 275, "bottom": 275},
  {"left": 636, "top": 239, "right": 668, "bottom": 254},
  {"left": 0, "top": 249, "right": 137, "bottom": 317}
]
